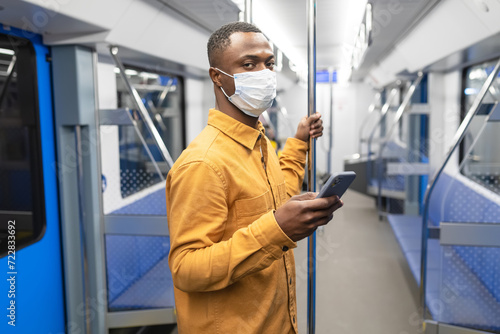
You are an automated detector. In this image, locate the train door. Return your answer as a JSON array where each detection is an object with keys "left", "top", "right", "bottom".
[{"left": 0, "top": 28, "right": 66, "bottom": 332}]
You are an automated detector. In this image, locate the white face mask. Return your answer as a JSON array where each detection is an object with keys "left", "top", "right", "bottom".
[{"left": 215, "top": 68, "right": 277, "bottom": 117}]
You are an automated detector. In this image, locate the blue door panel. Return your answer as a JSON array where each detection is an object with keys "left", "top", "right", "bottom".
[{"left": 0, "top": 26, "right": 65, "bottom": 334}]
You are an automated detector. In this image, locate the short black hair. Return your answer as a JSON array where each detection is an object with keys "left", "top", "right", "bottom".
[{"left": 207, "top": 21, "right": 262, "bottom": 67}]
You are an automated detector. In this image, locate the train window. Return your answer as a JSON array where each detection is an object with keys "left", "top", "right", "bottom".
[
  {"left": 115, "top": 67, "right": 185, "bottom": 197},
  {"left": 461, "top": 60, "right": 500, "bottom": 194},
  {"left": 0, "top": 35, "right": 45, "bottom": 256}
]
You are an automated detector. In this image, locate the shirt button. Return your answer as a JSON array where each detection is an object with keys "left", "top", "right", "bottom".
[
  {"left": 293, "top": 316, "right": 295, "bottom": 323},
  {"left": 289, "top": 277, "right": 292, "bottom": 285},
  {"left": 282, "top": 246, "right": 289, "bottom": 251}
]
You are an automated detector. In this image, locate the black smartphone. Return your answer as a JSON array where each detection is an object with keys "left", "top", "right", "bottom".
[{"left": 316, "top": 171, "right": 357, "bottom": 199}]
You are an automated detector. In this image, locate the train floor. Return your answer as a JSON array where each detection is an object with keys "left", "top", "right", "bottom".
[{"left": 295, "top": 189, "right": 422, "bottom": 334}]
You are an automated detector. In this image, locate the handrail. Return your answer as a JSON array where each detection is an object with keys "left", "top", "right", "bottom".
[
  {"left": 366, "top": 88, "right": 398, "bottom": 192},
  {"left": 75, "top": 126, "right": 91, "bottom": 334},
  {"left": 146, "top": 100, "right": 169, "bottom": 133},
  {"left": 99, "top": 108, "right": 165, "bottom": 180},
  {"left": 307, "top": 0, "right": 317, "bottom": 332},
  {"left": 366, "top": 88, "right": 398, "bottom": 159},
  {"left": 156, "top": 77, "right": 174, "bottom": 107},
  {"left": 379, "top": 73, "right": 423, "bottom": 151},
  {"left": 358, "top": 92, "right": 381, "bottom": 154},
  {"left": 245, "top": 0, "right": 253, "bottom": 23},
  {"left": 376, "top": 72, "right": 424, "bottom": 213},
  {"left": 419, "top": 56, "right": 500, "bottom": 318},
  {"left": 458, "top": 101, "right": 498, "bottom": 171},
  {"left": 149, "top": 76, "right": 174, "bottom": 132},
  {"left": 327, "top": 69, "right": 334, "bottom": 174},
  {"left": 0, "top": 55, "right": 16, "bottom": 108},
  {"left": 110, "top": 46, "right": 175, "bottom": 168}
]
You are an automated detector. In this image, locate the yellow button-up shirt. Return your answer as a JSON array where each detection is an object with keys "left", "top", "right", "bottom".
[{"left": 167, "top": 109, "right": 308, "bottom": 333}]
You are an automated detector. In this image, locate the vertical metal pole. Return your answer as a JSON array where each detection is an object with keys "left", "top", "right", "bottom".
[
  {"left": 327, "top": 68, "right": 334, "bottom": 174},
  {"left": 307, "top": 0, "right": 317, "bottom": 333},
  {"left": 75, "top": 126, "right": 91, "bottom": 334},
  {"left": 245, "top": 0, "right": 252, "bottom": 23},
  {"left": 92, "top": 50, "right": 108, "bottom": 333}
]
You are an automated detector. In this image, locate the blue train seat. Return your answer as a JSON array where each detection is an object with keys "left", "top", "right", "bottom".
[
  {"left": 369, "top": 141, "right": 408, "bottom": 193},
  {"left": 111, "top": 187, "right": 167, "bottom": 216},
  {"left": 388, "top": 172, "right": 500, "bottom": 331},
  {"left": 106, "top": 188, "right": 174, "bottom": 311}
]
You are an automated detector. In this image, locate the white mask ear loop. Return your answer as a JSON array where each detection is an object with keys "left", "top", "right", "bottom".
[
  {"left": 214, "top": 67, "right": 234, "bottom": 78},
  {"left": 214, "top": 68, "right": 234, "bottom": 100},
  {"left": 220, "top": 87, "right": 231, "bottom": 99}
]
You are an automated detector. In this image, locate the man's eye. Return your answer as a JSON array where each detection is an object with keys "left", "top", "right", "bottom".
[
  {"left": 243, "top": 63, "right": 254, "bottom": 68},
  {"left": 267, "top": 62, "right": 275, "bottom": 68}
]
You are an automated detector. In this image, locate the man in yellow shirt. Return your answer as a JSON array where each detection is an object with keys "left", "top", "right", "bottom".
[{"left": 166, "top": 22, "right": 343, "bottom": 333}]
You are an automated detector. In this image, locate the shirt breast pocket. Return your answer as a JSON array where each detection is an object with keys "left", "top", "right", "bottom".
[{"left": 234, "top": 190, "right": 273, "bottom": 229}]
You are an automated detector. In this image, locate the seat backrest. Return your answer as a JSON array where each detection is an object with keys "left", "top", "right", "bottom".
[
  {"left": 427, "top": 172, "right": 454, "bottom": 226},
  {"left": 436, "top": 173, "right": 500, "bottom": 303}
]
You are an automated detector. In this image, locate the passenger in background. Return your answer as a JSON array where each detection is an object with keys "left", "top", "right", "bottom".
[
  {"left": 166, "top": 22, "right": 343, "bottom": 334},
  {"left": 263, "top": 123, "right": 280, "bottom": 155}
]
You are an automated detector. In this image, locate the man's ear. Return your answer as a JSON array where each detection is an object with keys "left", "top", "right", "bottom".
[{"left": 209, "top": 67, "right": 222, "bottom": 87}]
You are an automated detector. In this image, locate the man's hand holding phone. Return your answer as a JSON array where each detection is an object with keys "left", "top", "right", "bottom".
[
  {"left": 274, "top": 193, "right": 343, "bottom": 242},
  {"left": 275, "top": 171, "right": 355, "bottom": 242}
]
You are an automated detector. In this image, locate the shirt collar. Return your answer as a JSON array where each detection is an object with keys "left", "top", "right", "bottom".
[{"left": 207, "top": 109, "right": 265, "bottom": 150}]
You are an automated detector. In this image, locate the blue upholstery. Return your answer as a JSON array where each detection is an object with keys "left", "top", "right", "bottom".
[
  {"left": 111, "top": 187, "right": 167, "bottom": 215},
  {"left": 438, "top": 175, "right": 500, "bottom": 304},
  {"left": 106, "top": 235, "right": 174, "bottom": 311},
  {"left": 439, "top": 245, "right": 500, "bottom": 331},
  {"left": 110, "top": 256, "right": 174, "bottom": 310},
  {"left": 368, "top": 141, "right": 411, "bottom": 192},
  {"left": 388, "top": 172, "right": 500, "bottom": 331},
  {"left": 369, "top": 176, "right": 405, "bottom": 192},
  {"left": 387, "top": 215, "right": 441, "bottom": 304},
  {"left": 106, "top": 188, "right": 174, "bottom": 311}
]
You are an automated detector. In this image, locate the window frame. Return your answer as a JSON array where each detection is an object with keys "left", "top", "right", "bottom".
[
  {"left": 0, "top": 34, "right": 46, "bottom": 257},
  {"left": 459, "top": 57, "right": 500, "bottom": 193},
  {"left": 114, "top": 64, "right": 186, "bottom": 198}
]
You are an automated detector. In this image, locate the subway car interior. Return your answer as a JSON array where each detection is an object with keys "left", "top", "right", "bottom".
[{"left": 1, "top": 0, "right": 500, "bottom": 333}]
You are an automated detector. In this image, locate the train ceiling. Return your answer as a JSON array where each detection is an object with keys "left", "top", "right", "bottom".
[
  {"left": 4, "top": 0, "right": 489, "bottom": 84},
  {"left": 237, "top": 0, "right": 440, "bottom": 81},
  {"left": 159, "top": 0, "right": 441, "bottom": 81}
]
